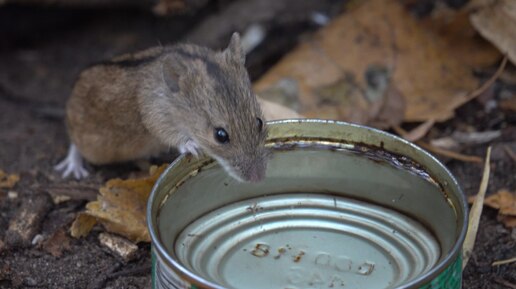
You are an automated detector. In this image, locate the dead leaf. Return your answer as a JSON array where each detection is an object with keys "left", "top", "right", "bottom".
[
  {"left": 258, "top": 98, "right": 302, "bottom": 121},
  {"left": 42, "top": 229, "right": 71, "bottom": 257},
  {"left": 485, "top": 189, "right": 516, "bottom": 216},
  {"left": 152, "top": 0, "right": 186, "bottom": 15},
  {"left": 470, "top": 0, "right": 516, "bottom": 66},
  {"left": 254, "top": 0, "right": 478, "bottom": 123},
  {"left": 70, "top": 213, "right": 97, "bottom": 239},
  {"left": 71, "top": 165, "right": 167, "bottom": 243},
  {"left": 500, "top": 97, "right": 516, "bottom": 112},
  {"left": 469, "top": 189, "right": 516, "bottom": 228},
  {"left": 0, "top": 170, "right": 20, "bottom": 189},
  {"left": 419, "top": 3, "right": 501, "bottom": 68},
  {"left": 463, "top": 146, "right": 491, "bottom": 269}
]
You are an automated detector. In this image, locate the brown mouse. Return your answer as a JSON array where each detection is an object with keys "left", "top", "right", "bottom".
[{"left": 55, "top": 33, "right": 269, "bottom": 182}]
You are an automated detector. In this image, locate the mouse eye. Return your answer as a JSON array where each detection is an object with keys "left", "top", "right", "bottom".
[
  {"left": 256, "top": 117, "right": 263, "bottom": 132},
  {"left": 214, "top": 128, "right": 230, "bottom": 144}
]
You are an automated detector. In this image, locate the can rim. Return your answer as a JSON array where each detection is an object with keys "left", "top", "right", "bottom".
[{"left": 147, "top": 119, "right": 468, "bottom": 289}]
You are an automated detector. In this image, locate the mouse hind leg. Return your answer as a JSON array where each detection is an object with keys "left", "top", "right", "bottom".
[{"left": 54, "top": 144, "right": 89, "bottom": 179}]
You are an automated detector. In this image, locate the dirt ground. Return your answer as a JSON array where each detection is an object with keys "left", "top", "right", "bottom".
[{"left": 0, "top": 0, "right": 515, "bottom": 288}]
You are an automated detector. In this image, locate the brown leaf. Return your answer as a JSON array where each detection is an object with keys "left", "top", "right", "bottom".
[
  {"left": 419, "top": 4, "right": 501, "bottom": 68},
  {"left": 70, "top": 212, "right": 97, "bottom": 239},
  {"left": 470, "top": 189, "right": 516, "bottom": 228},
  {"left": 500, "top": 96, "right": 516, "bottom": 112},
  {"left": 254, "top": 0, "right": 478, "bottom": 123},
  {"left": 258, "top": 98, "right": 302, "bottom": 121},
  {"left": 485, "top": 189, "right": 516, "bottom": 216},
  {"left": 77, "top": 165, "right": 167, "bottom": 243},
  {"left": 0, "top": 170, "right": 20, "bottom": 189},
  {"left": 498, "top": 215, "right": 516, "bottom": 228},
  {"left": 42, "top": 229, "right": 71, "bottom": 257},
  {"left": 470, "top": 0, "right": 516, "bottom": 66}
]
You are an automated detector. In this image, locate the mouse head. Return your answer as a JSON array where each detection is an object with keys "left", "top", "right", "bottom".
[{"left": 162, "top": 33, "right": 270, "bottom": 182}]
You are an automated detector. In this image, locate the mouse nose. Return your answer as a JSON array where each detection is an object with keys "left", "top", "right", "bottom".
[{"left": 244, "top": 157, "right": 267, "bottom": 183}]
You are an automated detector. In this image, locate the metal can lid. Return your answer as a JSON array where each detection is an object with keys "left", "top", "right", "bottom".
[{"left": 174, "top": 193, "right": 440, "bottom": 289}]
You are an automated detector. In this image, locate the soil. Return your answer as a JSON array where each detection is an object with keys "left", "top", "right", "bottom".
[{"left": 0, "top": 1, "right": 515, "bottom": 288}]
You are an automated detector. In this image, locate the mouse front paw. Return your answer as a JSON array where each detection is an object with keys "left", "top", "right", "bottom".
[
  {"left": 178, "top": 139, "right": 202, "bottom": 157},
  {"left": 54, "top": 144, "right": 89, "bottom": 180}
]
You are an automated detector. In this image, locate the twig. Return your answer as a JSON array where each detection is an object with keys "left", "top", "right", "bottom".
[
  {"left": 492, "top": 256, "right": 516, "bottom": 266},
  {"left": 494, "top": 278, "right": 516, "bottom": 289},
  {"left": 416, "top": 141, "right": 483, "bottom": 163},
  {"left": 393, "top": 119, "right": 435, "bottom": 142},
  {"left": 393, "top": 125, "right": 483, "bottom": 163},
  {"left": 463, "top": 146, "right": 492, "bottom": 270},
  {"left": 503, "top": 145, "right": 516, "bottom": 163},
  {"left": 452, "top": 56, "right": 508, "bottom": 108}
]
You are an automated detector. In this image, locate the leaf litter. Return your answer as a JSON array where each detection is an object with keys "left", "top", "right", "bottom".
[
  {"left": 70, "top": 164, "right": 167, "bottom": 243},
  {"left": 0, "top": 170, "right": 20, "bottom": 190},
  {"left": 254, "top": 0, "right": 481, "bottom": 124}
]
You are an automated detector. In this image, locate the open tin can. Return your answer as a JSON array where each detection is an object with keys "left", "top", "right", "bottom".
[{"left": 147, "top": 119, "right": 468, "bottom": 289}]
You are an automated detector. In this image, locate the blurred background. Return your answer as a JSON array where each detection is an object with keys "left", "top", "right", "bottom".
[{"left": 0, "top": 0, "right": 515, "bottom": 288}]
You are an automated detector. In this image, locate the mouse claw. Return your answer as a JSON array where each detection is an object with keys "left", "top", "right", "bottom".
[
  {"left": 179, "top": 140, "right": 202, "bottom": 158},
  {"left": 54, "top": 144, "right": 89, "bottom": 180}
]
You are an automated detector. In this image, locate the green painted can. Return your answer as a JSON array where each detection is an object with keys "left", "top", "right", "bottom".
[{"left": 147, "top": 119, "right": 468, "bottom": 289}]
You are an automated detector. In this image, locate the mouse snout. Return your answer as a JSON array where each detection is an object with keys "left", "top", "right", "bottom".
[
  {"left": 236, "top": 152, "right": 269, "bottom": 183},
  {"left": 245, "top": 159, "right": 267, "bottom": 183}
]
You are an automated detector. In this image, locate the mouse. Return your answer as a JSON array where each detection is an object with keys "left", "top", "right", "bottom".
[{"left": 55, "top": 32, "right": 270, "bottom": 182}]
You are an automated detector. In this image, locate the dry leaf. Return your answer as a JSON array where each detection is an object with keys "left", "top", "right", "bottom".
[
  {"left": 258, "top": 98, "right": 302, "bottom": 121},
  {"left": 71, "top": 164, "right": 167, "bottom": 243},
  {"left": 469, "top": 189, "right": 516, "bottom": 228},
  {"left": 500, "top": 97, "right": 516, "bottom": 112},
  {"left": 70, "top": 212, "right": 98, "bottom": 239},
  {"left": 470, "top": 0, "right": 516, "bottom": 66},
  {"left": 485, "top": 189, "right": 516, "bottom": 216},
  {"left": 420, "top": 4, "right": 501, "bottom": 68},
  {"left": 42, "top": 229, "right": 71, "bottom": 257},
  {"left": 254, "top": 0, "right": 478, "bottom": 123},
  {"left": 0, "top": 170, "right": 20, "bottom": 189}
]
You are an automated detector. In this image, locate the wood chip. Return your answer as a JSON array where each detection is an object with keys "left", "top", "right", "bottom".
[
  {"left": 463, "top": 146, "right": 491, "bottom": 269},
  {"left": 98, "top": 233, "right": 139, "bottom": 263},
  {"left": 5, "top": 192, "right": 53, "bottom": 248}
]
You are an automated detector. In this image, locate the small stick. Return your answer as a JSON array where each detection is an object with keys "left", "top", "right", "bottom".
[
  {"left": 393, "top": 119, "right": 435, "bottom": 142},
  {"left": 492, "top": 256, "right": 516, "bottom": 266},
  {"left": 451, "top": 56, "right": 508, "bottom": 108},
  {"left": 393, "top": 125, "right": 483, "bottom": 163},
  {"left": 503, "top": 145, "right": 516, "bottom": 163},
  {"left": 494, "top": 278, "right": 516, "bottom": 289},
  {"left": 463, "top": 146, "right": 492, "bottom": 270},
  {"left": 417, "top": 141, "right": 483, "bottom": 163}
]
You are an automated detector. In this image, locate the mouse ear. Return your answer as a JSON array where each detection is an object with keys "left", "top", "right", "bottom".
[
  {"left": 162, "top": 57, "right": 181, "bottom": 93},
  {"left": 224, "top": 32, "right": 245, "bottom": 65}
]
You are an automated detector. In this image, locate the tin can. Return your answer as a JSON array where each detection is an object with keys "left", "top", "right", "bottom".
[{"left": 147, "top": 119, "right": 468, "bottom": 289}]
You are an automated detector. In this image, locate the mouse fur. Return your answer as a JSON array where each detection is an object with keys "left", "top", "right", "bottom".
[{"left": 58, "top": 33, "right": 269, "bottom": 182}]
